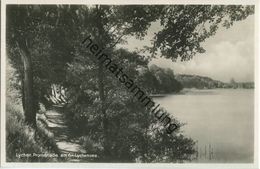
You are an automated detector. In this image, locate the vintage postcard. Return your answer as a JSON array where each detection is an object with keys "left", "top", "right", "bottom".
[{"left": 1, "top": 0, "right": 259, "bottom": 168}]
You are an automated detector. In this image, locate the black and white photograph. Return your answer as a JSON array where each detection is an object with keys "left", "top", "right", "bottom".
[{"left": 0, "top": 1, "right": 259, "bottom": 167}]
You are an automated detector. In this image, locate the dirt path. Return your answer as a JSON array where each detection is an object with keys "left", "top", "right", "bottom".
[{"left": 45, "top": 106, "right": 87, "bottom": 162}]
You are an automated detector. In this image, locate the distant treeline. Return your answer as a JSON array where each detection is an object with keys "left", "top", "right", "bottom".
[
  {"left": 175, "top": 74, "right": 254, "bottom": 89},
  {"left": 139, "top": 65, "right": 183, "bottom": 94}
]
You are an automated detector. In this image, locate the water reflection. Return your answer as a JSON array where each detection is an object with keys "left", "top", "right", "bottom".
[{"left": 154, "top": 89, "right": 254, "bottom": 163}]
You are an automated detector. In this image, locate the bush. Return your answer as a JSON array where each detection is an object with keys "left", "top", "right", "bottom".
[{"left": 6, "top": 102, "right": 60, "bottom": 162}]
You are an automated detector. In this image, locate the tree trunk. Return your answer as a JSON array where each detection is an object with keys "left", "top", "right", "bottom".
[
  {"left": 17, "top": 41, "right": 36, "bottom": 127},
  {"left": 98, "top": 63, "right": 111, "bottom": 161},
  {"left": 95, "top": 5, "right": 111, "bottom": 161}
]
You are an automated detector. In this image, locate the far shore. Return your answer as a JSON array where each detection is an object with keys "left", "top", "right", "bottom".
[{"left": 150, "top": 87, "right": 254, "bottom": 98}]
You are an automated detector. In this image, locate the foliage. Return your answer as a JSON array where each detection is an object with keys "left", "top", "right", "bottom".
[
  {"left": 176, "top": 74, "right": 227, "bottom": 89},
  {"left": 64, "top": 48, "right": 194, "bottom": 162},
  {"left": 150, "top": 5, "right": 254, "bottom": 61},
  {"left": 6, "top": 101, "right": 60, "bottom": 162},
  {"left": 139, "top": 64, "right": 183, "bottom": 94}
]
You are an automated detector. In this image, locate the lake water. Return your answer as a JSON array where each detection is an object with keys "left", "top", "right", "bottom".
[{"left": 153, "top": 89, "right": 254, "bottom": 163}]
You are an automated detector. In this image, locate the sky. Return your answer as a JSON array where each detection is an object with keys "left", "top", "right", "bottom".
[{"left": 120, "top": 14, "right": 255, "bottom": 83}]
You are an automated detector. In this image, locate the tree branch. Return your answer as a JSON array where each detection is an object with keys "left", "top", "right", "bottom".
[{"left": 107, "top": 34, "right": 125, "bottom": 50}]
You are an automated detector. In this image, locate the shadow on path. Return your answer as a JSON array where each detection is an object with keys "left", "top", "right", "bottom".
[{"left": 45, "top": 106, "right": 88, "bottom": 162}]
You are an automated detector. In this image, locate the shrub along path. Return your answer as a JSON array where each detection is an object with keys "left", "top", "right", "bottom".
[{"left": 45, "top": 106, "right": 87, "bottom": 162}]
